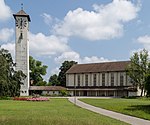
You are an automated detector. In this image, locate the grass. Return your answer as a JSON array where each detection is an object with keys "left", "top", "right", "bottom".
[
  {"left": 0, "top": 98, "right": 129, "bottom": 125},
  {"left": 80, "top": 98, "right": 150, "bottom": 120}
]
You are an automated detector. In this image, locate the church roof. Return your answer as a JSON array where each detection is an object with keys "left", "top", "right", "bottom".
[
  {"left": 13, "top": 10, "right": 31, "bottom": 22},
  {"left": 66, "top": 61, "right": 130, "bottom": 74}
]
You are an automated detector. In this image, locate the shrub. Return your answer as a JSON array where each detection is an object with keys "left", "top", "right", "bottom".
[
  {"left": 59, "top": 90, "right": 68, "bottom": 96},
  {"left": 0, "top": 96, "right": 12, "bottom": 100}
]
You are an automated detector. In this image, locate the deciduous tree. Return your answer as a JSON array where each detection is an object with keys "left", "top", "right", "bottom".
[
  {"left": 126, "top": 49, "right": 149, "bottom": 96},
  {"left": 0, "top": 47, "right": 26, "bottom": 97},
  {"left": 29, "top": 56, "right": 48, "bottom": 86},
  {"left": 58, "top": 61, "right": 77, "bottom": 86},
  {"left": 48, "top": 74, "right": 60, "bottom": 86},
  {"left": 145, "top": 74, "right": 150, "bottom": 97}
]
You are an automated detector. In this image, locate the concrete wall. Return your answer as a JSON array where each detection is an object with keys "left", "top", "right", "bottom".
[
  {"left": 15, "top": 16, "right": 30, "bottom": 96},
  {"left": 66, "top": 72, "right": 132, "bottom": 87},
  {"left": 42, "top": 91, "right": 60, "bottom": 95}
]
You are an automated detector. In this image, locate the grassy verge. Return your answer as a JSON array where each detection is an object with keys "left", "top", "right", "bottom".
[
  {"left": 0, "top": 98, "right": 129, "bottom": 125},
  {"left": 80, "top": 98, "right": 150, "bottom": 120}
]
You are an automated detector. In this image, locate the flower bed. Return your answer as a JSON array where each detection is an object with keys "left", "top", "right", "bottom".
[
  {"left": 13, "top": 97, "right": 49, "bottom": 101},
  {"left": 27, "top": 97, "right": 49, "bottom": 101},
  {"left": 13, "top": 97, "right": 28, "bottom": 101}
]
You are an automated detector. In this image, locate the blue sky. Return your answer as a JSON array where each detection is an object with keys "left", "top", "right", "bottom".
[{"left": 1, "top": 0, "right": 150, "bottom": 81}]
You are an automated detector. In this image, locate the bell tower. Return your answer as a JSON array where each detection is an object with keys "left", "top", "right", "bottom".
[{"left": 13, "top": 7, "right": 31, "bottom": 96}]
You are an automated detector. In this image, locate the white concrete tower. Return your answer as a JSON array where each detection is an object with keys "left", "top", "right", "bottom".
[{"left": 13, "top": 8, "right": 31, "bottom": 96}]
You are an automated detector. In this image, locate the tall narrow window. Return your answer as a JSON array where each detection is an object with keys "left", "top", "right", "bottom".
[
  {"left": 85, "top": 74, "right": 88, "bottom": 86},
  {"left": 102, "top": 73, "right": 105, "bottom": 86},
  {"left": 111, "top": 73, "right": 114, "bottom": 86},
  {"left": 93, "top": 74, "right": 96, "bottom": 86},
  {"left": 120, "top": 73, "right": 124, "bottom": 86},
  {"left": 77, "top": 75, "right": 80, "bottom": 86}
]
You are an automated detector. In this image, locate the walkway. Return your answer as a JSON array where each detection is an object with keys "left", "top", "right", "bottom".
[{"left": 68, "top": 97, "right": 150, "bottom": 125}]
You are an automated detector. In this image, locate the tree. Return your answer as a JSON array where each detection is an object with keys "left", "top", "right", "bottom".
[
  {"left": 29, "top": 56, "right": 48, "bottom": 86},
  {"left": 126, "top": 49, "right": 149, "bottom": 96},
  {"left": 58, "top": 61, "right": 77, "bottom": 86},
  {"left": 0, "top": 47, "right": 26, "bottom": 97},
  {"left": 11, "top": 70, "right": 26, "bottom": 96},
  {"left": 48, "top": 74, "right": 60, "bottom": 86},
  {"left": 145, "top": 74, "right": 150, "bottom": 97}
]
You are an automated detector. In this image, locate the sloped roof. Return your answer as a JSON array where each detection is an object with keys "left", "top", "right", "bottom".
[
  {"left": 29, "top": 86, "right": 66, "bottom": 91},
  {"left": 13, "top": 10, "right": 31, "bottom": 22},
  {"left": 66, "top": 61, "right": 130, "bottom": 74}
]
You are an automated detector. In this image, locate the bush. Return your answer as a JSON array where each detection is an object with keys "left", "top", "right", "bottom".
[
  {"left": 121, "top": 96, "right": 138, "bottom": 99},
  {"left": 0, "top": 96, "right": 12, "bottom": 100},
  {"left": 59, "top": 90, "right": 68, "bottom": 96}
]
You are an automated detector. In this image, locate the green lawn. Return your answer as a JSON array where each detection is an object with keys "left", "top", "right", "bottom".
[
  {"left": 0, "top": 98, "right": 128, "bottom": 125},
  {"left": 80, "top": 98, "right": 150, "bottom": 120}
]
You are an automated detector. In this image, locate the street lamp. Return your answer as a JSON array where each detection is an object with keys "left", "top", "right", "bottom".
[{"left": 74, "top": 73, "right": 76, "bottom": 105}]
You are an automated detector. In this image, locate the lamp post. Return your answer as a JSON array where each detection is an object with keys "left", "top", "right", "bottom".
[{"left": 74, "top": 73, "right": 76, "bottom": 105}]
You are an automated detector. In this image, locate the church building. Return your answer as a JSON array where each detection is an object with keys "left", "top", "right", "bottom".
[{"left": 66, "top": 61, "right": 138, "bottom": 97}]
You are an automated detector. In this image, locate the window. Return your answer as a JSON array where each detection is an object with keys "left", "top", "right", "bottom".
[
  {"left": 102, "top": 73, "right": 105, "bottom": 86},
  {"left": 111, "top": 73, "right": 114, "bottom": 86},
  {"left": 77, "top": 75, "right": 80, "bottom": 86},
  {"left": 20, "top": 33, "right": 23, "bottom": 39},
  {"left": 120, "top": 73, "right": 124, "bottom": 86},
  {"left": 93, "top": 74, "right": 96, "bottom": 86},
  {"left": 85, "top": 74, "right": 88, "bottom": 86}
]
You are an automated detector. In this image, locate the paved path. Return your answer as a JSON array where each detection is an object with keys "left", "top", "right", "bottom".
[{"left": 68, "top": 97, "right": 150, "bottom": 125}]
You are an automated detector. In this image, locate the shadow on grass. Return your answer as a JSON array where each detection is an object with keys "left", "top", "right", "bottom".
[{"left": 125, "top": 105, "right": 150, "bottom": 114}]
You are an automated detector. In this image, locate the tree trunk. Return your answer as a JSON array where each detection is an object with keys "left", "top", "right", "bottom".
[{"left": 140, "top": 87, "right": 144, "bottom": 97}]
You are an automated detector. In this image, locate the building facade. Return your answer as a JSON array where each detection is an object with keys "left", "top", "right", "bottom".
[
  {"left": 66, "top": 61, "right": 137, "bottom": 97},
  {"left": 29, "top": 86, "right": 66, "bottom": 96},
  {"left": 13, "top": 9, "right": 31, "bottom": 96}
]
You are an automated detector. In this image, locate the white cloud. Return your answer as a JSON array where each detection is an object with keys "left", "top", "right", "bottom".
[
  {"left": 53, "top": 0, "right": 140, "bottom": 41},
  {"left": 0, "top": 0, "right": 12, "bottom": 21},
  {"left": 137, "top": 35, "right": 150, "bottom": 50},
  {"left": 0, "top": 28, "right": 14, "bottom": 42},
  {"left": 81, "top": 56, "right": 114, "bottom": 64},
  {"left": 41, "top": 13, "right": 60, "bottom": 27},
  {"left": 131, "top": 35, "right": 150, "bottom": 57},
  {"left": 1, "top": 42, "right": 15, "bottom": 59},
  {"left": 29, "top": 32, "right": 70, "bottom": 56},
  {"left": 54, "top": 51, "right": 80, "bottom": 63},
  {"left": 52, "top": 50, "right": 115, "bottom": 75},
  {"left": 130, "top": 48, "right": 143, "bottom": 57},
  {"left": 50, "top": 67, "right": 60, "bottom": 75},
  {"left": 41, "top": 13, "right": 53, "bottom": 26},
  {"left": 54, "top": 50, "right": 114, "bottom": 64}
]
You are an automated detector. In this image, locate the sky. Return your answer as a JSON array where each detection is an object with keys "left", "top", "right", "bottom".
[{"left": 1, "top": 0, "right": 150, "bottom": 81}]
